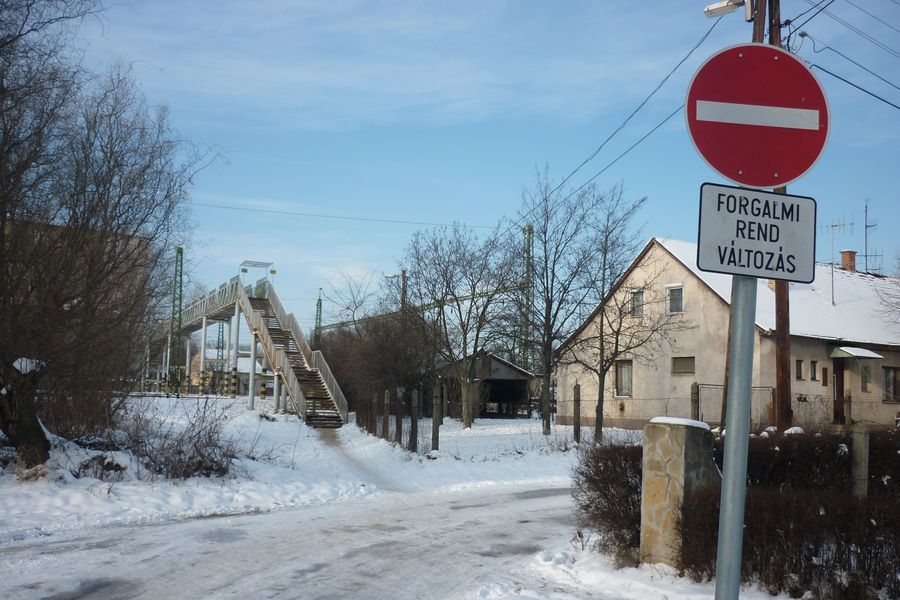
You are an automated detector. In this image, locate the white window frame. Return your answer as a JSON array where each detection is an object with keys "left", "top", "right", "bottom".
[
  {"left": 629, "top": 289, "right": 644, "bottom": 318},
  {"left": 615, "top": 360, "right": 633, "bottom": 397},
  {"left": 665, "top": 283, "right": 684, "bottom": 314}
]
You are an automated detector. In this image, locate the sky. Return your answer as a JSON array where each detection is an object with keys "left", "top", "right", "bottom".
[{"left": 78, "top": 0, "right": 900, "bottom": 331}]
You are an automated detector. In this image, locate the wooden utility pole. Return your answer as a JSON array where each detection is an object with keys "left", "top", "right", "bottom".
[
  {"left": 721, "top": 0, "right": 793, "bottom": 431},
  {"left": 769, "top": 0, "right": 793, "bottom": 430}
]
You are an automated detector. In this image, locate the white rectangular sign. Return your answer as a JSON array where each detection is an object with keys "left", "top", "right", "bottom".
[{"left": 697, "top": 183, "right": 816, "bottom": 283}]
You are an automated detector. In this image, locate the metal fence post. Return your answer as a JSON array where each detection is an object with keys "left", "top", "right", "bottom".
[
  {"left": 432, "top": 384, "right": 440, "bottom": 452},
  {"left": 691, "top": 381, "right": 700, "bottom": 421},
  {"left": 382, "top": 390, "right": 390, "bottom": 440},
  {"left": 395, "top": 387, "right": 405, "bottom": 445},
  {"left": 368, "top": 392, "right": 377, "bottom": 435},
  {"left": 409, "top": 389, "right": 419, "bottom": 453},
  {"left": 573, "top": 384, "right": 581, "bottom": 444}
]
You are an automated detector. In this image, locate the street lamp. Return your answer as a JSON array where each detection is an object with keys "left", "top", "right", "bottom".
[
  {"left": 704, "top": 0, "right": 753, "bottom": 20},
  {"left": 384, "top": 269, "right": 407, "bottom": 313}
]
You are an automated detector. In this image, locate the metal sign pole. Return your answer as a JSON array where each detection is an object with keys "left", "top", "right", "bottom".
[{"left": 714, "top": 274, "right": 757, "bottom": 600}]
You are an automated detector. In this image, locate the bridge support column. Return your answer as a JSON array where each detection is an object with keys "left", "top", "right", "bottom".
[
  {"left": 199, "top": 316, "right": 207, "bottom": 391},
  {"left": 248, "top": 332, "right": 257, "bottom": 410},
  {"left": 273, "top": 372, "right": 282, "bottom": 412},
  {"left": 185, "top": 336, "right": 192, "bottom": 394},
  {"left": 225, "top": 320, "right": 232, "bottom": 371},
  {"left": 230, "top": 303, "right": 241, "bottom": 399}
]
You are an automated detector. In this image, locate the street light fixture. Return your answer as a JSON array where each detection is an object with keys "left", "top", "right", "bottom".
[{"left": 704, "top": 0, "right": 753, "bottom": 21}]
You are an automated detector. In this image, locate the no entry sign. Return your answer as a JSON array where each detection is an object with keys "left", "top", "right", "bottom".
[{"left": 686, "top": 44, "right": 829, "bottom": 188}]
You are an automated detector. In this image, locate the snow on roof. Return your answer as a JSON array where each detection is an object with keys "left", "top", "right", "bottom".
[{"left": 658, "top": 238, "right": 900, "bottom": 347}]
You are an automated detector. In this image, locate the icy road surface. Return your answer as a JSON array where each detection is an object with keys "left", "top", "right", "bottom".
[{"left": 0, "top": 483, "right": 605, "bottom": 599}]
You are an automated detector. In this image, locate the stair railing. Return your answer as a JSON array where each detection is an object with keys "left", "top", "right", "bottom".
[
  {"left": 235, "top": 284, "right": 307, "bottom": 417},
  {"left": 310, "top": 351, "right": 348, "bottom": 422},
  {"left": 264, "top": 281, "right": 313, "bottom": 363},
  {"left": 180, "top": 276, "right": 241, "bottom": 329}
]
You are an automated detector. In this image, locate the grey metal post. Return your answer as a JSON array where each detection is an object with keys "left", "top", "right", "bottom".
[
  {"left": 432, "top": 385, "right": 440, "bottom": 451},
  {"left": 715, "top": 275, "right": 758, "bottom": 600},
  {"left": 409, "top": 389, "right": 419, "bottom": 453},
  {"left": 164, "top": 333, "right": 172, "bottom": 372},
  {"left": 199, "top": 315, "right": 207, "bottom": 375},
  {"left": 248, "top": 332, "right": 257, "bottom": 410},
  {"left": 273, "top": 371, "right": 281, "bottom": 412},
  {"left": 573, "top": 384, "right": 581, "bottom": 444},
  {"left": 691, "top": 381, "right": 700, "bottom": 421}
]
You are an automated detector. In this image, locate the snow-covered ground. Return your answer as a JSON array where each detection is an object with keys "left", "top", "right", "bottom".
[{"left": 0, "top": 395, "right": 786, "bottom": 599}]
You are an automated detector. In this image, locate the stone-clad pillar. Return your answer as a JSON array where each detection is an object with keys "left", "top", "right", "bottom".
[{"left": 639, "top": 417, "right": 721, "bottom": 567}]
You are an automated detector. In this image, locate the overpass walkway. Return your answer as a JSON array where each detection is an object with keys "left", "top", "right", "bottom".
[{"left": 177, "top": 277, "right": 347, "bottom": 428}]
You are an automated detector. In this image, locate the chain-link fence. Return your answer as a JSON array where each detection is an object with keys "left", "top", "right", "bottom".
[{"left": 352, "top": 390, "right": 687, "bottom": 458}]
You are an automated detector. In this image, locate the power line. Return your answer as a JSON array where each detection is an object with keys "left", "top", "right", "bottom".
[
  {"left": 801, "top": 31, "right": 900, "bottom": 92},
  {"left": 811, "top": 63, "right": 900, "bottom": 110},
  {"left": 546, "top": 17, "right": 723, "bottom": 200},
  {"left": 558, "top": 105, "right": 684, "bottom": 202},
  {"left": 843, "top": 0, "right": 900, "bottom": 36},
  {"left": 790, "top": 0, "right": 836, "bottom": 31},
  {"left": 802, "top": 0, "right": 900, "bottom": 60},
  {"left": 193, "top": 202, "right": 495, "bottom": 229}
]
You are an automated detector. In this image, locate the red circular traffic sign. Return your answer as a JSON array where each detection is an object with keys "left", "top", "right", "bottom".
[{"left": 685, "top": 43, "right": 829, "bottom": 189}]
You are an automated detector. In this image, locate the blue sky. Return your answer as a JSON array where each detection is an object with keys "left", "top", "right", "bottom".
[{"left": 80, "top": 1, "right": 900, "bottom": 330}]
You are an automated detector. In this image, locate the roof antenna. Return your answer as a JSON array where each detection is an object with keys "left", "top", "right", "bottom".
[{"left": 820, "top": 218, "right": 853, "bottom": 305}]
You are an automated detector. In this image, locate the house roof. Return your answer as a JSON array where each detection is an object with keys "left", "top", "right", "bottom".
[{"left": 658, "top": 238, "right": 900, "bottom": 348}]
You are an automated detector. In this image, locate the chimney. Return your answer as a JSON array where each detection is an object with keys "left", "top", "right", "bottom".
[{"left": 840, "top": 249, "right": 857, "bottom": 272}]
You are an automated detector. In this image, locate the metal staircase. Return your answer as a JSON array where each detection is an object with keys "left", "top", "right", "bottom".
[{"left": 178, "top": 276, "right": 347, "bottom": 428}]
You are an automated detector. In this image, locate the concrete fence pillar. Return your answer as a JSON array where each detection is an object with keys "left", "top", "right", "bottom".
[
  {"left": 851, "top": 423, "right": 869, "bottom": 499},
  {"left": 640, "top": 417, "right": 721, "bottom": 567}
]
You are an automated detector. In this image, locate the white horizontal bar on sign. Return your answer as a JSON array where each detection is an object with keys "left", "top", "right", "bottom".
[{"left": 696, "top": 100, "right": 819, "bottom": 131}]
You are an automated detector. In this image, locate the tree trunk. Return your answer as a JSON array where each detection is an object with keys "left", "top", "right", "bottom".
[
  {"left": 0, "top": 374, "right": 51, "bottom": 468},
  {"left": 461, "top": 380, "right": 473, "bottom": 428},
  {"left": 540, "top": 343, "right": 552, "bottom": 435},
  {"left": 593, "top": 371, "right": 606, "bottom": 443}
]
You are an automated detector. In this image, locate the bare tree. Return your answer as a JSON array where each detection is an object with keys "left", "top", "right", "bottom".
[
  {"left": 0, "top": 3, "right": 201, "bottom": 466},
  {"left": 517, "top": 168, "right": 625, "bottom": 435},
  {"left": 557, "top": 193, "right": 683, "bottom": 441},
  {"left": 405, "top": 224, "right": 516, "bottom": 427}
]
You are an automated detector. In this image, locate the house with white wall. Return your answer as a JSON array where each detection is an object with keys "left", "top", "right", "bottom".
[{"left": 555, "top": 237, "right": 900, "bottom": 430}]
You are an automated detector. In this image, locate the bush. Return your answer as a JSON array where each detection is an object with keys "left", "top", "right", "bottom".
[
  {"left": 119, "top": 398, "right": 236, "bottom": 480},
  {"left": 678, "top": 487, "right": 900, "bottom": 599},
  {"left": 571, "top": 443, "right": 643, "bottom": 565}
]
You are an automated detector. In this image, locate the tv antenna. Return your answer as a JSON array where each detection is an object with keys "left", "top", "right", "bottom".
[
  {"left": 819, "top": 218, "right": 853, "bottom": 306},
  {"left": 862, "top": 200, "right": 883, "bottom": 274}
]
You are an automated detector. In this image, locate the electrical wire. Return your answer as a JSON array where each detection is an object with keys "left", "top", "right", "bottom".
[
  {"left": 193, "top": 202, "right": 495, "bottom": 230},
  {"left": 544, "top": 16, "right": 723, "bottom": 201},
  {"left": 791, "top": 0, "right": 837, "bottom": 32},
  {"left": 802, "top": 0, "right": 900, "bottom": 60},
  {"left": 811, "top": 63, "right": 900, "bottom": 110},
  {"left": 843, "top": 0, "right": 900, "bottom": 36},
  {"left": 802, "top": 31, "right": 900, "bottom": 93}
]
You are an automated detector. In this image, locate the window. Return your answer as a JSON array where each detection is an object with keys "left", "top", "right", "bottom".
[
  {"left": 822, "top": 367, "right": 828, "bottom": 387},
  {"left": 811, "top": 360, "right": 818, "bottom": 381},
  {"left": 672, "top": 356, "right": 695, "bottom": 374},
  {"left": 616, "top": 360, "right": 633, "bottom": 397},
  {"left": 629, "top": 290, "right": 643, "bottom": 317},
  {"left": 667, "top": 285, "right": 683, "bottom": 314},
  {"left": 795, "top": 359, "right": 803, "bottom": 381},
  {"left": 861, "top": 365, "right": 871, "bottom": 392},
  {"left": 884, "top": 367, "right": 899, "bottom": 403}
]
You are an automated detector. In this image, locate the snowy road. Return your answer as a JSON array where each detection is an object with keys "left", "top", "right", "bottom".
[{"left": 0, "top": 483, "right": 611, "bottom": 600}]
